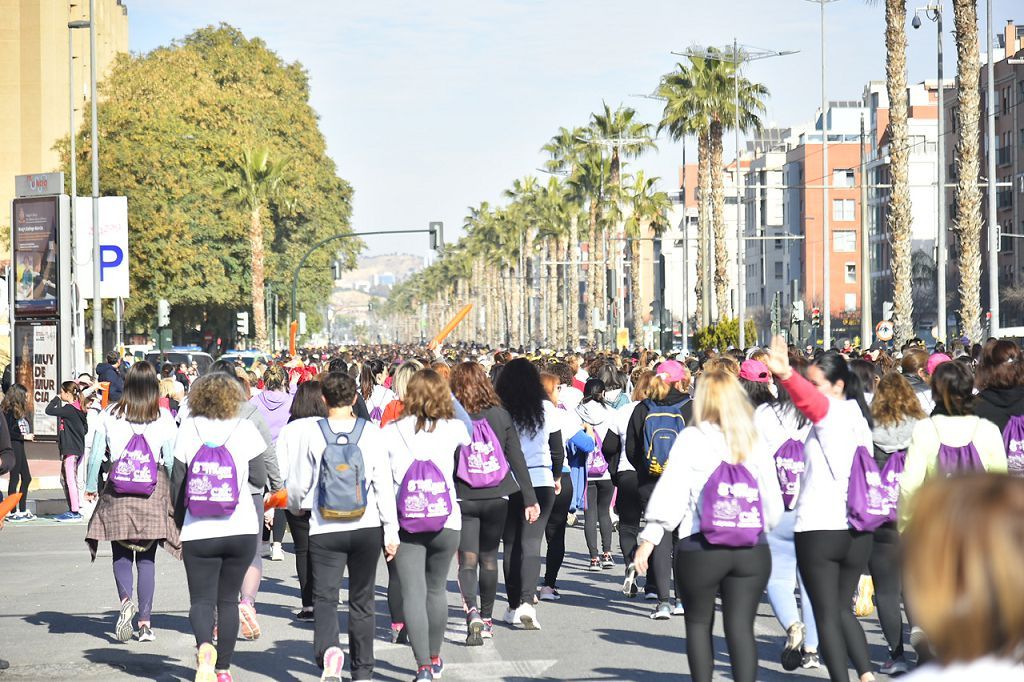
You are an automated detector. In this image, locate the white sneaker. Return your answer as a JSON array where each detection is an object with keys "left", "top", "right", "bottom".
[
  {"left": 514, "top": 603, "right": 540, "bottom": 630},
  {"left": 538, "top": 586, "right": 559, "bottom": 602},
  {"left": 270, "top": 543, "right": 284, "bottom": 561},
  {"left": 502, "top": 607, "right": 520, "bottom": 625}
]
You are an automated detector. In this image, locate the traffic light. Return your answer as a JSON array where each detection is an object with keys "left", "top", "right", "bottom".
[
  {"left": 331, "top": 261, "right": 342, "bottom": 280},
  {"left": 429, "top": 221, "right": 444, "bottom": 251},
  {"left": 811, "top": 307, "right": 821, "bottom": 327},
  {"left": 157, "top": 299, "right": 170, "bottom": 327},
  {"left": 236, "top": 311, "right": 249, "bottom": 337}
]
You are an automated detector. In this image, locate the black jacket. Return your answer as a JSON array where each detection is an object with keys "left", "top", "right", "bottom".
[
  {"left": 0, "top": 411, "right": 13, "bottom": 475},
  {"left": 96, "top": 363, "right": 125, "bottom": 402},
  {"left": 454, "top": 406, "right": 538, "bottom": 506},
  {"left": 974, "top": 385, "right": 1024, "bottom": 433},
  {"left": 44, "top": 398, "right": 89, "bottom": 457},
  {"left": 624, "top": 388, "right": 693, "bottom": 489}
]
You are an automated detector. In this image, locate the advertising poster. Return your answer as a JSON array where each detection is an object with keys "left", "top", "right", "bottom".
[
  {"left": 13, "top": 197, "right": 59, "bottom": 316},
  {"left": 14, "top": 322, "right": 58, "bottom": 436}
]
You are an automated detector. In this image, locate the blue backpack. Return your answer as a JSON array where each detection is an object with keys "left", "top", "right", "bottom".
[
  {"left": 642, "top": 398, "right": 690, "bottom": 477},
  {"left": 317, "top": 419, "right": 369, "bottom": 521}
]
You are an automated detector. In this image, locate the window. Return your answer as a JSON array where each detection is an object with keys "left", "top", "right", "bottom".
[
  {"left": 833, "top": 199, "right": 856, "bottom": 221},
  {"left": 833, "top": 169, "right": 855, "bottom": 188},
  {"left": 833, "top": 231, "right": 856, "bottom": 252},
  {"left": 845, "top": 263, "right": 856, "bottom": 284},
  {"left": 774, "top": 262, "right": 784, "bottom": 279},
  {"left": 774, "top": 238, "right": 783, "bottom": 250},
  {"left": 844, "top": 293, "right": 857, "bottom": 311}
]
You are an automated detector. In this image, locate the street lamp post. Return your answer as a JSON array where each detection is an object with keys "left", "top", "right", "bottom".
[
  {"left": 85, "top": 0, "right": 103, "bottom": 366},
  {"left": 68, "top": 19, "right": 90, "bottom": 375},
  {"left": 913, "top": 4, "right": 947, "bottom": 343},
  {"left": 804, "top": 0, "right": 839, "bottom": 348},
  {"left": 676, "top": 41, "right": 796, "bottom": 348},
  {"left": 985, "top": 0, "right": 999, "bottom": 337}
]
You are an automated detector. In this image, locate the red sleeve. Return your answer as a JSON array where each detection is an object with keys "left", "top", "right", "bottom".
[{"left": 780, "top": 372, "right": 829, "bottom": 424}]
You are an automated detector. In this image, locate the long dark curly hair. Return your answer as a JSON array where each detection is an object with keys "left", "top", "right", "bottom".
[{"left": 494, "top": 357, "right": 546, "bottom": 438}]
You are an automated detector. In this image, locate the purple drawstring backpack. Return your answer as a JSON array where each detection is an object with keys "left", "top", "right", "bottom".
[
  {"left": 879, "top": 449, "right": 906, "bottom": 523},
  {"left": 109, "top": 426, "right": 158, "bottom": 496},
  {"left": 1002, "top": 414, "right": 1024, "bottom": 477},
  {"left": 773, "top": 439, "right": 806, "bottom": 511},
  {"left": 185, "top": 423, "right": 240, "bottom": 518},
  {"left": 395, "top": 426, "right": 452, "bottom": 533},
  {"left": 699, "top": 461, "right": 765, "bottom": 547},
  {"left": 457, "top": 419, "right": 510, "bottom": 489},
  {"left": 935, "top": 419, "right": 984, "bottom": 476},
  {"left": 586, "top": 429, "right": 609, "bottom": 477},
  {"left": 845, "top": 445, "right": 889, "bottom": 532}
]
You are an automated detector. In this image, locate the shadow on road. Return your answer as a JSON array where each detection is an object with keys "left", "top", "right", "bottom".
[{"left": 81, "top": 648, "right": 193, "bottom": 681}]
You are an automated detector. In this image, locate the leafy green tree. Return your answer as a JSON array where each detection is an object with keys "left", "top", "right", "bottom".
[
  {"left": 61, "top": 25, "right": 355, "bottom": 346},
  {"left": 693, "top": 317, "right": 758, "bottom": 351}
]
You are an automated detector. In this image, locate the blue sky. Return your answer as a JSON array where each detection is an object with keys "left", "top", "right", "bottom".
[{"left": 128, "top": 0, "right": 1018, "bottom": 257}]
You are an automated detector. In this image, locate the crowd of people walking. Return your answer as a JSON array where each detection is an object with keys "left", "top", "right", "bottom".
[{"left": 2, "top": 336, "right": 1024, "bottom": 681}]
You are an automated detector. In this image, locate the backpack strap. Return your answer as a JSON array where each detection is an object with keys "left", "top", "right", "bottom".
[{"left": 319, "top": 417, "right": 366, "bottom": 445}]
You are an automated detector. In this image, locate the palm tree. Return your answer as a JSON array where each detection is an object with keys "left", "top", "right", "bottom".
[
  {"left": 952, "top": 0, "right": 983, "bottom": 341},
  {"left": 543, "top": 126, "right": 589, "bottom": 347},
  {"left": 715, "top": 50, "right": 769, "bottom": 319},
  {"left": 872, "top": 0, "right": 915, "bottom": 344},
  {"left": 625, "top": 172, "right": 672, "bottom": 344},
  {"left": 220, "top": 146, "right": 289, "bottom": 349},
  {"left": 568, "top": 151, "right": 609, "bottom": 343},
  {"left": 657, "top": 61, "right": 716, "bottom": 326}
]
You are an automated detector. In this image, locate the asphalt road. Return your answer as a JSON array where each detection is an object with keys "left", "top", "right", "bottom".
[{"left": 0, "top": 517, "right": 904, "bottom": 681}]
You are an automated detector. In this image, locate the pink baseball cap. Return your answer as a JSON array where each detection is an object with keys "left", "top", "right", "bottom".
[
  {"left": 926, "top": 353, "right": 952, "bottom": 376},
  {"left": 739, "top": 359, "right": 773, "bottom": 383},
  {"left": 655, "top": 360, "right": 687, "bottom": 383}
]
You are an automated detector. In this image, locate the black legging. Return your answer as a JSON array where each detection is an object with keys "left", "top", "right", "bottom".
[
  {"left": 615, "top": 470, "right": 641, "bottom": 564},
  {"left": 386, "top": 554, "right": 404, "bottom": 625},
  {"left": 869, "top": 523, "right": 904, "bottom": 658},
  {"left": 285, "top": 510, "right": 313, "bottom": 609},
  {"left": 458, "top": 497, "right": 508, "bottom": 620},
  {"left": 639, "top": 482, "right": 673, "bottom": 601},
  {"left": 182, "top": 534, "right": 256, "bottom": 670},
  {"left": 543, "top": 472, "right": 573, "bottom": 589},
  {"left": 676, "top": 540, "right": 772, "bottom": 682},
  {"left": 584, "top": 479, "right": 614, "bottom": 558},
  {"left": 6, "top": 441, "right": 30, "bottom": 512},
  {"left": 262, "top": 508, "right": 286, "bottom": 543},
  {"left": 795, "top": 529, "right": 873, "bottom": 681},
  {"left": 503, "top": 486, "right": 555, "bottom": 609}
]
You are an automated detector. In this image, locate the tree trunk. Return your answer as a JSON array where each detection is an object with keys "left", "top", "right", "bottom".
[
  {"left": 886, "top": 0, "right": 915, "bottom": 345},
  {"left": 630, "top": 231, "right": 644, "bottom": 347},
  {"left": 568, "top": 212, "right": 580, "bottom": 349},
  {"left": 696, "top": 132, "right": 709, "bottom": 327},
  {"left": 250, "top": 205, "right": 268, "bottom": 349},
  {"left": 710, "top": 120, "right": 729, "bottom": 320},
  {"left": 953, "top": 0, "right": 983, "bottom": 342}
]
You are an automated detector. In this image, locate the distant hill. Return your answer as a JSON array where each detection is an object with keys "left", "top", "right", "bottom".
[{"left": 344, "top": 253, "right": 423, "bottom": 287}]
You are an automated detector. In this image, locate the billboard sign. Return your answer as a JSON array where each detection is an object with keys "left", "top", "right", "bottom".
[
  {"left": 14, "top": 320, "right": 59, "bottom": 437},
  {"left": 13, "top": 197, "right": 59, "bottom": 316},
  {"left": 75, "top": 196, "right": 130, "bottom": 299},
  {"left": 14, "top": 172, "right": 64, "bottom": 198}
]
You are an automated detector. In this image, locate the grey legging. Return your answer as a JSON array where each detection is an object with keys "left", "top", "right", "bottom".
[{"left": 394, "top": 528, "right": 460, "bottom": 668}]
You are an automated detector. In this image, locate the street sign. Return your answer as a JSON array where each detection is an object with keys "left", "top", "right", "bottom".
[
  {"left": 74, "top": 196, "right": 130, "bottom": 299},
  {"left": 876, "top": 320, "right": 894, "bottom": 342}
]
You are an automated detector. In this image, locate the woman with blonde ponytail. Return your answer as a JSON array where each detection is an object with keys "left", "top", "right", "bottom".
[{"left": 634, "top": 370, "right": 782, "bottom": 682}]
